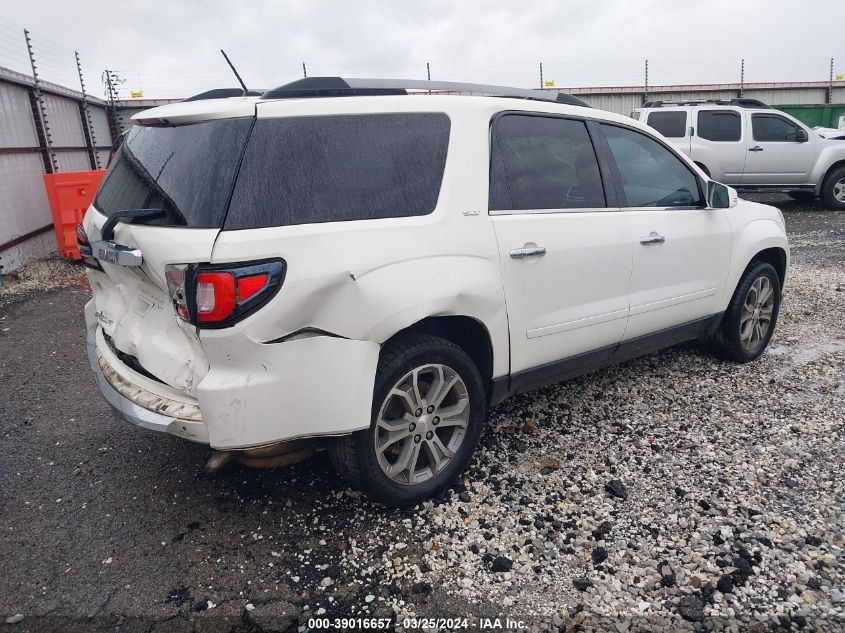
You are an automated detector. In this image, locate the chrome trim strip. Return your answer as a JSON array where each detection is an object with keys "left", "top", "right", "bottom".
[
  {"left": 621, "top": 205, "right": 709, "bottom": 212},
  {"left": 628, "top": 287, "right": 716, "bottom": 317},
  {"left": 527, "top": 308, "right": 629, "bottom": 339},
  {"left": 490, "top": 207, "right": 621, "bottom": 216}
]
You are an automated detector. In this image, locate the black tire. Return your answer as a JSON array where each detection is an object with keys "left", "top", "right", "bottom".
[
  {"left": 694, "top": 162, "right": 711, "bottom": 178},
  {"left": 787, "top": 191, "right": 816, "bottom": 202},
  {"left": 820, "top": 165, "right": 845, "bottom": 210},
  {"left": 709, "top": 261, "right": 781, "bottom": 363},
  {"left": 330, "top": 333, "right": 487, "bottom": 506}
]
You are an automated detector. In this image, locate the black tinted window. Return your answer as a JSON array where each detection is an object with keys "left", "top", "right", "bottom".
[
  {"left": 489, "top": 115, "right": 605, "bottom": 211},
  {"left": 601, "top": 124, "right": 702, "bottom": 208},
  {"left": 647, "top": 111, "right": 687, "bottom": 138},
  {"left": 95, "top": 119, "right": 253, "bottom": 228},
  {"left": 752, "top": 114, "right": 801, "bottom": 141},
  {"left": 697, "top": 110, "right": 741, "bottom": 142},
  {"left": 225, "top": 114, "right": 449, "bottom": 229}
]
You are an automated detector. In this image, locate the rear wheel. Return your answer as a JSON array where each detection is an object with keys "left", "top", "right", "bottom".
[
  {"left": 330, "top": 333, "right": 486, "bottom": 506},
  {"left": 709, "top": 261, "right": 781, "bottom": 363},
  {"left": 820, "top": 166, "right": 845, "bottom": 210}
]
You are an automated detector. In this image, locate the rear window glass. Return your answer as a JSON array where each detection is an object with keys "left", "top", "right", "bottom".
[
  {"left": 697, "top": 110, "right": 741, "bottom": 142},
  {"left": 94, "top": 119, "right": 253, "bottom": 228},
  {"left": 225, "top": 113, "right": 450, "bottom": 229},
  {"left": 647, "top": 111, "right": 687, "bottom": 138}
]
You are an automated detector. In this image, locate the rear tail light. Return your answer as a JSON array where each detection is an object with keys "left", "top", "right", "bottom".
[
  {"left": 165, "top": 260, "right": 285, "bottom": 328},
  {"left": 76, "top": 225, "right": 104, "bottom": 272}
]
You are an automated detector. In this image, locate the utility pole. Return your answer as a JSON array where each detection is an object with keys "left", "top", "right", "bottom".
[
  {"left": 24, "top": 28, "right": 57, "bottom": 173},
  {"left": 103, "top": 69, "right": 123, "bottom": 145},
  {"left": 302, "top": 62, "right": 307, "bottom": 78},
  {"left": 643, "top": 59, "right": 649, "bottom": 104},
  {"left": 829, "top": 57, "right": 834, "bottom": 105},
  {"left": 739, "top": 58, "right": 745, "bottom": 98},
  {"left": 75, "top": 51, "right": 100, "bottom": 169},
  {"left": 426, "top": 62, "right": 431, "bottom": 81},
  {"left": 539, "top": 62, "right": 543, "bottom": 90}
]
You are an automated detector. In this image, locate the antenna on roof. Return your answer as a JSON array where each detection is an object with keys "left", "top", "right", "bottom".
[{"left": 220, "top": 49, "right": 248, "bottom": 95}]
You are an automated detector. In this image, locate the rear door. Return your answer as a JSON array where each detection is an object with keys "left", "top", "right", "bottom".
[
  {"left": 693, "top": 109, "right": 746, "bottom": 184},
  {"left": 489, "top": 113, "right": 632, "bottom": 374},
  {"left": 645, "top": 109, "right": 691, "bottom": 155},
  {"left": 597, "top": 122, "right": 732, "bottom": 340},
  {"left": 742, "top": 112, "right": 816, "bottom": 185},
  {"left": 82, "top": 114, "right": 254, "bottom": 395}
]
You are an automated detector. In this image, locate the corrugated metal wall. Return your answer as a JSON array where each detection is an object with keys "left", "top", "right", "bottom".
[
  {"left": 0, "top": 71, "right": 114, "bottom": 273},
  {"left": 0, "top": 82, "right": 52, "bottom": 262}
]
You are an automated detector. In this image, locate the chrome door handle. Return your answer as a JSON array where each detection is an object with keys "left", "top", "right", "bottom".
[
  {"left": 510, "top": 246, "right": 547, "bottom": 259},
  {"left": 749, "top": 146, "right": 764, "bottom": 152},
  {"left": 639, "top": 234, "right": 666, "bottom": 245}
]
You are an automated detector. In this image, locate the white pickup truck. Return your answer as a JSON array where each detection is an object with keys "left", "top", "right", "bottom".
[{"left": 632, "top": 99, "right": 845, "bottom": 209}]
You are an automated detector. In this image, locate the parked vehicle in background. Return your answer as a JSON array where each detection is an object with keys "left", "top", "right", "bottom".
[
  {"left": 633, "top": 99, "right": 845, "bottom": 209},
  {"left": 81, "top": 78, "right": 789, "bottom": 506},
  {"left": 813, "top": 115, "right": 845, "bottom": 140}
]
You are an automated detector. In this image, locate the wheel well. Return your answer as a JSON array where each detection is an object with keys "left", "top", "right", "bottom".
[
  {"left": 386, "top": 316, "right": 494, "bottom": 388},
  {"left": 694, "top": 161, "right": 710, "bottom": 177},
  {"left": 821, "top": 160, "right": 845, "bottom": 186},
  {"left": 750, "top": 247, "right": 787, "bottom": 286}
]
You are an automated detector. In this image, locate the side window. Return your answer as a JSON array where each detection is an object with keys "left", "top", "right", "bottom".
[
  {"left": 226, "top": 113, "right": 450, "bottom": 229},
  {"left": 600, "top": 123, "right": 703, "bottom": 208},
  {"left": 630, "top": 111, "right": 641, "bottom": 121},
  {"left": 697, "top": 110, "right": 741, "bottom": 142},
  {"left": 646, "top": 111, "right": 687, "bottom": 138},
  {"left": 489, "top": 115, "right": 606, "bottom": 211},
  {"left": 752, "top": 114, "right": 801, "bottom": 142}
]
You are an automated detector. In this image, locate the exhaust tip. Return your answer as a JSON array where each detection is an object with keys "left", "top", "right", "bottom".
[{"left": 205, "top": 450, "right": 234, "bottom": 473}]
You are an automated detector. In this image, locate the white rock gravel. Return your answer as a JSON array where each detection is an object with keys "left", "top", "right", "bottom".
[{"left": 331, "top": 263, "right": 845, "bottom": 631}]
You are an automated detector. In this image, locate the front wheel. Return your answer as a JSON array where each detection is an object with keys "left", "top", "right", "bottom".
[
  {"left": 330, "top": 333, "right": 487, "bottom": 506},
  {"left": 709, "top": 261, "right": 781, "bottom": 363},
  {"left": 820, "top": 166, "right": 845, "bottom": 210}
]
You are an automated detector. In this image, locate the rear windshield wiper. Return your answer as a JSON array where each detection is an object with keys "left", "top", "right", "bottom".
[{"left": 101, "top": 208, "right": 166, "bottom": 241}]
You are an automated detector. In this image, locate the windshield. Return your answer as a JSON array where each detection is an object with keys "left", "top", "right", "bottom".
[{"left": 94, "top": 118, "right": 253, "bottom": 228}]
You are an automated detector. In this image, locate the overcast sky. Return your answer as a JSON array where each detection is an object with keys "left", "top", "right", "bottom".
[{"left": 1, "top": 0, "right": 842, "bottom": 99}]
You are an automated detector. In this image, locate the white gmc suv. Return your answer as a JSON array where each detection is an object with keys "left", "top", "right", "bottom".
[
  {"left": 632, "top": 99, "right": 845, "bottom": 210},
  {"left": 80, "top": 78, "right": 789, "bottom": 506}
]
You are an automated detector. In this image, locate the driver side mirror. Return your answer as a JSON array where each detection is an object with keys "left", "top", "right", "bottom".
[
  {"left": 795, "top": 128, "right": 808, "bottom": 143},
  {"left": 707, "top": 181, "right": 738, "bottom": 209}
]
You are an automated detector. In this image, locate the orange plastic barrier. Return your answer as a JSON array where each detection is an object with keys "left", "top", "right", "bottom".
[{"left": 43, "top": 170, "right": 106, "bottom": 259}]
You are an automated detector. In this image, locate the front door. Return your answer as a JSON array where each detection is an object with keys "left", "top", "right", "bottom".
[
  {"left": 598, "top": 122, "right": 732, "bottom": 340},
  {"left": 742, "top": 112, "right": 817, "bottom": 185},
  {"left": 489, "top": 113, "right": 633, "bottom": 374}
]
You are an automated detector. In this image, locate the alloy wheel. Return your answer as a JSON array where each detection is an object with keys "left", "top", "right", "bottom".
[
  {"left": 833, "top": 177, "right": 845, "bottom": 204},
  {"left": 374, "top": 363, "right": 470, "bottom": 485},
  {"left": 740, "top": 275, "right": 775, "bottom": 351}
]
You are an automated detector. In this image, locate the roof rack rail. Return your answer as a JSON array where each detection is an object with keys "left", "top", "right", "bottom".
[
  {"left": 182, "top": 88, "right": 265, "bottom": 102},
  {"left": 642, "top": 98, "right": 772, "bottom": 109},
  {"left": 260, "top": 77, "right": 590, "bottom": 107}
]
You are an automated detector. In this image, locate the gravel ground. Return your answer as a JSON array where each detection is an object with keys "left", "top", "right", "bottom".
[{"left": 1, "top": 195, "right": 843, "bottom": 632}]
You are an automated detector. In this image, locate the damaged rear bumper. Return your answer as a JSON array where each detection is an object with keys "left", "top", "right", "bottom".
[
  {"left": 86, "top": 320, "right": 210, "bottom": 444},
  {"left": 84, "top": 299, "right": 381, "bottom": 450}
]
